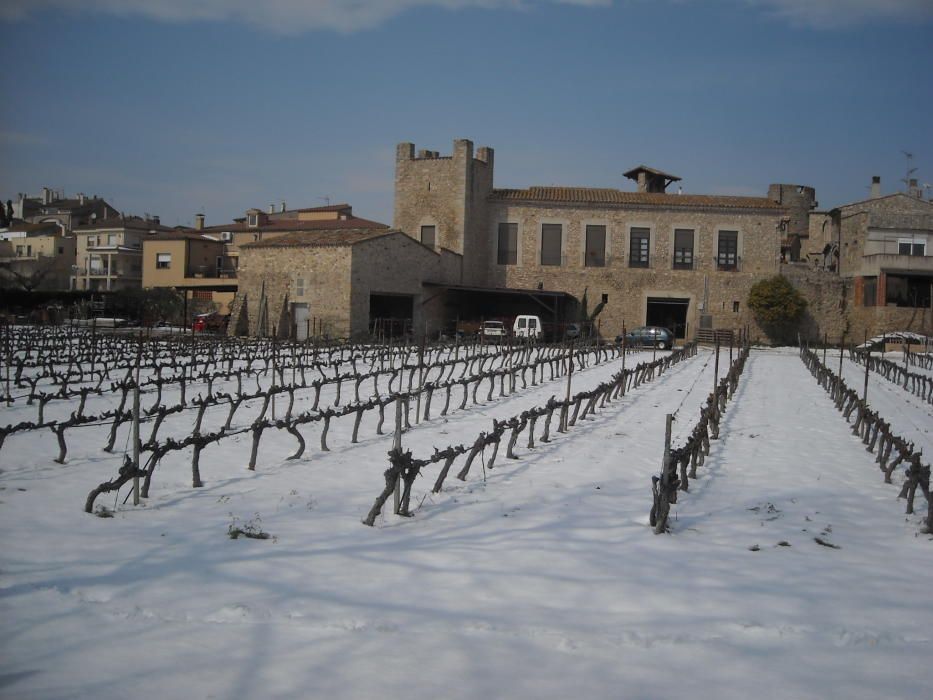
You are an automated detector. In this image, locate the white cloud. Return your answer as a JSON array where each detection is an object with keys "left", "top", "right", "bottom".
[
  {"left": 0, "top": 0, "right": 928, "bottom": 32},
  {"left": 744, "top": 0, "right": 933, "bottom": 28},
  {"left": 0, "top": 1, "right": 608, "bottom": 34}
]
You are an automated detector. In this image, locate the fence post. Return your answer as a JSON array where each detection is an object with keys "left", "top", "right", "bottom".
[
  {"left": 863, "top": 330, "right": 870, "bottom": 403},
  {"left": 823, "top": 332, "right": 827, "bottom": 367}
]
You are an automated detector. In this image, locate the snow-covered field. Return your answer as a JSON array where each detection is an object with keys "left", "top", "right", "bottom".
[{"left": 1, "top": 346, "right": 931, "bottom": 700}]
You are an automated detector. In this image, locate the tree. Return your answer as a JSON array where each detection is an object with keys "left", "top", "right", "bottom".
[
  {"left": 577, "top": 286, "right": 606, "bottom": 336},
  {"left": 747, "top": 275, "right": 807, "bottom": 343},
  {"left": 0, "top": 257, "right": 58, "bottom": 291}
]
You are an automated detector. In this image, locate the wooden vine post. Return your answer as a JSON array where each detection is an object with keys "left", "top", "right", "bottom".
[
  {"left": 132, "top": 330, "right": 142, "bottom": 506},
  {"left": 393, "top": 396, "right": 403, "bottom": 514},
  {"left": 862, "top": 329, "right": 870, "bottom": 403}
]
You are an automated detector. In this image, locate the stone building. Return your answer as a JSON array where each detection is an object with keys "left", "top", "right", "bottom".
[
  {"left": 229, "top": 137, "right": 931, "bottom": 342},
  {"left": 393, "top": 138, "right": 810, "bottom": 339},
  {"left": 830, "top": 185, "right": 932, "bottom": 336},
  {"left": 231, "top": 226, "right": 460, "bottom": 339}
]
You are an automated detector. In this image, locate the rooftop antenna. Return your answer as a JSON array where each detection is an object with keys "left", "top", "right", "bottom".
[
  {"left": 319, "top": 196, "right": 331, "bottom": 206},
  {"left": 901, "top": 150, "right": 917, "bottom": 192}
]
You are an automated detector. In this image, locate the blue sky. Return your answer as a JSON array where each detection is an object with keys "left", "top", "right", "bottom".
[{"left": 1, "top": 1, "right": 931, "bottom": 227}]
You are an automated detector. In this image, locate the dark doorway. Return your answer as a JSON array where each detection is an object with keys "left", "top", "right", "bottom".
[
  {"left": 370, "top": 293, "right": 414, "bottom": 338},
  {"left": 646, "top": 297, "right": 690, "bottom": 339}
]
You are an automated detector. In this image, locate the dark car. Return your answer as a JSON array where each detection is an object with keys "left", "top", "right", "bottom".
[
  {"left": 192, "top": 312, "right": 228, "bottom": 333},
  {"left": 615, "top": 326, "right": 675, "bottom": 350}
]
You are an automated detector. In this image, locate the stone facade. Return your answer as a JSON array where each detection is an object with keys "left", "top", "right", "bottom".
[
  {"left": 393, "top": 138, "right": 802, "bottom": 341},
  {"left": 485, "top": 200, "right": 781, "bottom": 338},
  {"left": 231, "top": 230, "right": 461, "bottom": 339}
]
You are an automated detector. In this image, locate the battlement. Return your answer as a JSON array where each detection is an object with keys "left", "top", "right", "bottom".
[{"left": 397, "top": 139, "right": 494, "bottom": 168}]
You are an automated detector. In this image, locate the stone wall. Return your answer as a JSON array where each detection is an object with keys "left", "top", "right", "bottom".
[
  {"left": 231, "top": 245, "right": 353, "bottom": 337},
  {"left": 349, "top": 233, "right": 458, "bottom": 338},
  {"left": 230, "top": 232, "right": 463, "bottom": 340}
]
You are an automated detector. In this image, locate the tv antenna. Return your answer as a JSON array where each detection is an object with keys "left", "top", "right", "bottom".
[
  {"left": 319, "top": 196, "right": 331, "bottom": 206},
  {"left": 901, "top": 150, "right": 917, "bottom": 192}
]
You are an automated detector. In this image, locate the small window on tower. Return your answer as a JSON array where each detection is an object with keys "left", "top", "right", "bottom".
[{"left": 733, "top": 301, "right": 740, "bottom": 313}]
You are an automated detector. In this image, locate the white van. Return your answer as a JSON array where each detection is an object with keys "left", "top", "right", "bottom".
[{"left": 513, "top": 314, "right": 542, "bottom": 339}]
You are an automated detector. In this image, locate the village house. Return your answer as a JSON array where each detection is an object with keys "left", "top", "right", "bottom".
[{"left": 73, "top": 215, "right": 175, "bottom": 291}]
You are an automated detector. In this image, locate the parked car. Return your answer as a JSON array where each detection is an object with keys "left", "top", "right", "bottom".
[
  {"left": 616, "top": 326, "right": 674, "bottom": 350},
  {"left": 565, "top": 323, "right": 582, "bottom": 340},
  {"left": 192, "top": 312, "right": 228, "bottom": 333},
  {"left": 480, "top": 320, "right": 508, "bottom": 339}
]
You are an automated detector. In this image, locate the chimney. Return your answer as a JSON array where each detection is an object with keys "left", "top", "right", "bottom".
[
  {"left": 78, "top": 193, "right": 86, "bottom": 205},
  {"left": 636, "top": 172, "right": 647, "bottom": 192},
  {"left": 194, "top": 213, "right": 205, "bottom": 230},
  {"left": 870, "top": 176, "right": 881, "bottom": 199},
  {"left": 268, "top": 204, "right": 275, "bottom": 214},
  {"left": 281, "top": 201, "right": 286, "bottom": 213},
  {"left": 908, "top": 178, "right": 921, "bottom": 198},
  {"left": 42, "top": 187, "right": 52, "bottom": 205}
]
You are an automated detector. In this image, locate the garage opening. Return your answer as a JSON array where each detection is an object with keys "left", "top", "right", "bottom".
[
  {"left": 646, "top": 297, "right": 690, "bottom": 339},
  {"left": 370, "top": 293, "right": 414, "bottom": 338}
]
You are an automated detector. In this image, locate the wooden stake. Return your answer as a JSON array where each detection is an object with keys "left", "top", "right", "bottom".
[
  {"left": 863, "top": 330, "right": 870, "bottom": 403},
  {"left": 393, "top": 397, "right": 403, "bottom": 514},
  {"left": 132, "top": 330, "right": 142, "bottom": 506}
]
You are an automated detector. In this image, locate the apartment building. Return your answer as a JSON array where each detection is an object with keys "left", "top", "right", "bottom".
[{"left": 72, "top": 216, "right": 175, "bottom": 291}]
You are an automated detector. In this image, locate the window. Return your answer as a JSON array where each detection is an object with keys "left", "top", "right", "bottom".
[
  {"left": 420, "top": 225, "right": 436, "bottom": 248},
  {"left": 863, "top": 277, "right": 877, "bottom": 307},
  {"left": 584, "top": 225, "right": 606, "bottom": 267},
  {"left": 717, "top": 231, "right": 738, "bottom": 270},
  {"left": 87, "top": 236, "right": 97, "bottom": 247},
  {"left": 497, "top": 223, "right": 518, "bottom": 265},
  {"left": 156, "top": 253, "right": 171, "bottom": 269},
  {"left": 248, "top": 213, "right": 258, "bottom": 227},
  {"left": 58, "top": 246, "right": 64, "bottom": 255},
  {"left": 733, "top": 301, "right": 740, "bottom": 313},
  {"left": 898, "top": 238, "right": 926, "bottom": 256},
  {"left": 601, "top": 293, "right": 608, "bottom": 304},
  {"left": 296, "top": 277, "right": 305, "bottom": 297},
  {"left": 107, "top": 234, "right": 117, "bottom": 245},
  {"left": 216, "top": 256, "right": 224, "bottom": 275},
  {"left": 673, "top": 229, "right": 694, "bottom": 270},
  {"left": 541, "top": 224, "right": 562, "bottom": 266},
  {"left": 629, "top": 228, "right": 650, "bottom": 268}
]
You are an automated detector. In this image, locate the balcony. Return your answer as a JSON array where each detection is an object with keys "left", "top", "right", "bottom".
[{"left": 859, "top": 253, "right": 933, "bottom": 277}]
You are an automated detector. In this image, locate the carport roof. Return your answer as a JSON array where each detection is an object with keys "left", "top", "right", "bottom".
[{"left": 422, "top": 282, "right": 574, "bottom": 298}]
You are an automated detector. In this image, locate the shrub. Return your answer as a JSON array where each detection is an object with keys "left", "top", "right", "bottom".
[{"left": 747, "top": 275, "right": 807, "bottom": 343}]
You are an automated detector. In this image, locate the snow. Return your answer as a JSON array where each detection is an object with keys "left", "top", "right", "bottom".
[{"left": 1, "top": 345, "right": 931, "bottom": 700}]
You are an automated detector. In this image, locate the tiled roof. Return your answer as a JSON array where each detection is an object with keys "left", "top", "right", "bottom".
[
  {"left": 144, "top": 231, "right": 222, "bottom": 242},
  {"left": 201, "top": 216, "right": 388, "bottom": 234},
  {"left": 240, "top": 228, "right": 395, "bottom": 249},
  {"left": 489, "top": 187, "right": 782, "bottom": 210},
  {"left": 74, "top": 216, "right": 176, "bottom": 233},
  {"left": 292, "top": 203, "right": 351, "bottom": 213}
]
